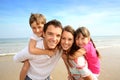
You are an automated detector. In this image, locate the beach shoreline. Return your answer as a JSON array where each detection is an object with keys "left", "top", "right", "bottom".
[{"left": 0, "top": 47, "right": 120, "bottom": 80}]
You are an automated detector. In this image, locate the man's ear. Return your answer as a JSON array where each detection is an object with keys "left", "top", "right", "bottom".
[{"left": 43, "top": 32, "right": 45, "bottom": 38}]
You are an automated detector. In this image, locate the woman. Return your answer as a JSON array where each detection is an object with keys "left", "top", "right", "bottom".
[{"left": 61, "top": 25, "right": 94, "bottom": 80}]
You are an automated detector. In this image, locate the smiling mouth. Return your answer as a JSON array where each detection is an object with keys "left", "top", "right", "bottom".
[
  {"left": 63, "top": 45, "right": 69, "bottom": 48},
  {"left": 49, "top": 42, "right": 56, "bottom": 46}
]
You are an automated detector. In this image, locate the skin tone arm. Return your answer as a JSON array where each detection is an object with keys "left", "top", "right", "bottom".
[
  {"left": 20, "top": 60, "right": 30, "bottom": 80},
  {"left": 83, "top": 75, "right": 93, "bottom": 80},
  {"left": 72, "top": 49, "right": 93, "bottom": 80},
  {"left": 69, "top": 48, "right": 86, "bottom": 59},
  {"left": 62, "top": 53, "right": 93, "bottom": 80},
  {"left": 62, "top": 53, "right": 74, "bottom": 80},
  {"left": 19, "top": 38, "right": 57, "bottom": 80},
  {"left": 29, "top": 39, "right": 56, "bottom": 56}
]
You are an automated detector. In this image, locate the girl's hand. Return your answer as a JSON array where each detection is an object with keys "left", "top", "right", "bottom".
[{"left": 73, "top": 48, "right": 86, "bottom": 58}]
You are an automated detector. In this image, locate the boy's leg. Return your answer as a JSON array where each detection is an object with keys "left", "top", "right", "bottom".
[{"left": 20, "top": 60, "right": 30, "bottom": 80}]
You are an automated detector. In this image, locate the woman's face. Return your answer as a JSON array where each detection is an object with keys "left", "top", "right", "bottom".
[{"left": 61, "top": 31, "right": 74, "bottom": 51}]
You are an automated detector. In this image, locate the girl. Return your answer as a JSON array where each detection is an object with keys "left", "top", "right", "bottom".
[
  {"left": 75, "top": 27, "right": 101, "bottom": 79},
  {"left": 61, "top": 25, "right": 94, "bottom": 80}
]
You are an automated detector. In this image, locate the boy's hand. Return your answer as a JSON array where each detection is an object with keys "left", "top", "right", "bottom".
[
  {"left": 47, "top": 50, "right": 56, "bottom": 57},
  {"left": 47, "top": 47, "right": 58, "bottom": 57}
]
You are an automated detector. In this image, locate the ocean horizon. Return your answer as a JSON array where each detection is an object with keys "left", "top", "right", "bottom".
[{"left": 0, "top": 36, "right": 120, "bottom": 54}]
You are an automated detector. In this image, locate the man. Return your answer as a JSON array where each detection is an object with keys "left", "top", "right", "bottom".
[{"left": 14, "top": 19, "right": 63, "bottom": 80}]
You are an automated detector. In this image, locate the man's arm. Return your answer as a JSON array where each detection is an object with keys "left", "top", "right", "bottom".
[{"left": 13, "top": 47, "right": 31, "bottom": 62}]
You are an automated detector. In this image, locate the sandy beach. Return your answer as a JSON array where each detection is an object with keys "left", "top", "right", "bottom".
[{"left": 0, "top": 47, "right": 120, "bottom": 80}]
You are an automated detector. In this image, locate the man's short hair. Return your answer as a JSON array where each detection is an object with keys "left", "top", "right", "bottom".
[{"left": 43, "top": 19, "right": 63, "bottom": 32}]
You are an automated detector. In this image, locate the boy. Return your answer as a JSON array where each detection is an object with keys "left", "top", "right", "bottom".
[{"left": 20, "top": 13, "right": 55, "bottom": 80}]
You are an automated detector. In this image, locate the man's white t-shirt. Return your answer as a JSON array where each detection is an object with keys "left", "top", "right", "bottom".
[{"left": 13, "top": 33, "right": 62, "bottom": 80}]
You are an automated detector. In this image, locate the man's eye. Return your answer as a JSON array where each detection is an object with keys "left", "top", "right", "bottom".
[
  {"left": 57, "top": 35, "right": 61, "bottom": 38},
  {"left": 47, "top": 32, "right": 52, "bottom": 35},
  {"left": 62, "top": 37, "right": 65, "bottom": 40}
]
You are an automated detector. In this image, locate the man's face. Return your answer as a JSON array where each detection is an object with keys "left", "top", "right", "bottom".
[{"left": 43, "top": 25, "right": 62, "bottom": 49}]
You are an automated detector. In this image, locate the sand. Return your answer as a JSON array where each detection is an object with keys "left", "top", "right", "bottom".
[{"left": 0, "top": 47, "right": 120, "bottom": 80}]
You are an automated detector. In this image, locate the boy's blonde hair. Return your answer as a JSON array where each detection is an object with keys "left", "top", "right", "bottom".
[{"left": 29, "top": 13, "right": 46, "bottom": 27}]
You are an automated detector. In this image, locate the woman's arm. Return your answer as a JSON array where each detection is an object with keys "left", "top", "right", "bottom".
[
  {"left": 62, "top": 54, "right": 74, "bottom": 80},
  {"left": 83, "top": 75, "right": 93, "bottom": 80}
]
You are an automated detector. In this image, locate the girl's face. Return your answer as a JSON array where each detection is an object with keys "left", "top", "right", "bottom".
[
  {"left": 75, "top": 33, "right": 90, "bottom": 48},
  {"left": 61, "top": 31, "right": 74, "bottom": 51}
]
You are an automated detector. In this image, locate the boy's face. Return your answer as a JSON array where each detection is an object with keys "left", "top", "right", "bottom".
[
  {"left": 31, "top": 21, "right": 44, "bottom": 37},
  {"left": 43, "top": 25, "right": 62, "bottom": 49}
]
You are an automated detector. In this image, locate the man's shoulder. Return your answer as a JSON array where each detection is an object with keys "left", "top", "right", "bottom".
[{"left": 56, "top": 49, "right": 63, "bottom": 55}]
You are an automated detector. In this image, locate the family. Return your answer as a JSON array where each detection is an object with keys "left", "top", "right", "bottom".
[{"left": 13, "top": 13, "right": 101, "bottom": 80}]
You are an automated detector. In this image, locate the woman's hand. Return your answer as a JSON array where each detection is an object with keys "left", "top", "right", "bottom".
[{"left": 68, "top": 73, "right": 74, "bottom": 80}]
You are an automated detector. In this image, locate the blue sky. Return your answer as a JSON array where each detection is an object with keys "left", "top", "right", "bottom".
[{"left": 0, "top": 0, "right": 120, "bottom": 38}]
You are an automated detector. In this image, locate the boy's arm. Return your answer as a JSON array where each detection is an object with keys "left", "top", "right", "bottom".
[{"left": 29, "top": 39, "right": 55, "bottom": 56}]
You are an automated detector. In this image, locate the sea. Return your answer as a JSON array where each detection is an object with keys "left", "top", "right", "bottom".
[{"left": 0, "top": 36, "right": 120, "bottom": 54}]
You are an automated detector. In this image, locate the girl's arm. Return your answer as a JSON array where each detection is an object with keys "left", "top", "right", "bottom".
[
  {"left": 20, "top": 60, "right": 30, "bottom": 80},
  {"left": 69, "top": 48, "right": 86, "bottom": 59},
  {"left": 29, "top": 39, "right": 56, "bottom": 56}
]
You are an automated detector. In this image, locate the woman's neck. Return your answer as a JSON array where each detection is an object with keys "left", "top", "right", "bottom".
[{"left": 63, "top": 49, "right": 70, "bottom": 55}]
